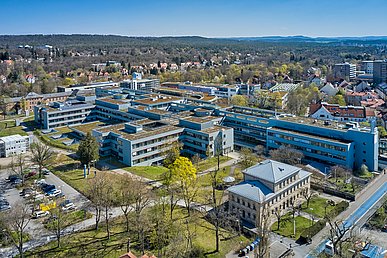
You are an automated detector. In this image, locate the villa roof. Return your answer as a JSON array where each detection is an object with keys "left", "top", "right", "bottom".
[{"left": 243, "top": 159, "right": 300, "bottom": 184}]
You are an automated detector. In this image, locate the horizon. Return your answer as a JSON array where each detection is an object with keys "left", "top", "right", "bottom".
[
  {"left": 1, "top": 34, "right": 387, "bottom": 38},
  {"left": 2, "top": 0, "right": 387, "bottom": 37}
]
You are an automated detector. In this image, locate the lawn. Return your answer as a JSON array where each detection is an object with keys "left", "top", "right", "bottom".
[
  {"left": 45, "top": 210, "right": 93, "bottom": 230},
  {"left": 35, "top": 130, "right": 78, "bottom": 152},
  {"left": 52, "top": 169, "right": 91, "bottom": 196},
  {"left": 25, "top": 208, "right": 249, "bottom": 258},
  {"left": 122, "top": 166, "right": 169, "bottom": 181},
  {"left": 0, "top": 120, "right": 28, "bottom": 137},
  {"left": 301, "top": 196, "right": 336, "bottom": 218},
  {"left": 327, "top": 178, "right": 361, "bottom": 193},
  {"left": 196, "top": 156, "right": 232, "bottom": 172},
  {"left": 271, "top": 213, "right": 313, "bottom": 239}
]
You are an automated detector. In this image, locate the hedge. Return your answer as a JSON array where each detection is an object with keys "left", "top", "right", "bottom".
[
  {"left": 326, "top": 201, "right": 349, "bottom": 219},
  {"left": 298, "top": 201, "right": 349, "bottom": 243}
]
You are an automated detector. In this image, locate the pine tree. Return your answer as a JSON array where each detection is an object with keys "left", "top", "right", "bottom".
[{"left": 77, "top": 132, "right": 99, "bottom": 175}]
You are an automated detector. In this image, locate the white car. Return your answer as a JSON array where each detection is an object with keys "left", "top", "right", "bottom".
[
  {"left": 62, "top": 203, "right": 76, "bottom": 211},
  {"left": 33, "top": 194, "right": 45, "bottom": 200},
  {"left": 48, "top": 189, "right": 62, "bottom": 197},
  {"left": 32, "top": 210, "right": 49, "bottom": 219},
  {"left": 34, "top": 179, "right": 46, "bottom": 186}
]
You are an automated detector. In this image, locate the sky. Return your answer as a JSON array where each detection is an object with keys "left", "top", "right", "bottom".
[{"left": 1, "top": 0, "right": 387, "bottom": 37}]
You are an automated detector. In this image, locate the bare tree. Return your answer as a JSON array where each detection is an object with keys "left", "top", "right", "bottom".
[
  {"left": 118, "top": 175, "right": 135, "bottom": 232},
  {"left": 274, "top": 208, "right": 282, "bottom": 231},
  {"left": 86, "top": 173, "right": 109, "bottom": 230},
  {"left": 46, "top": 207, "right": 68, "bottom": 248},
  {"left": 2, "top": 203, "right": 31, "bottom": 258},
  {"left": 132, "top": 180, "right": 151, "bottom": 254},
  {"left": 255, "top": 204, "right": 270, "bottom": 258},
  {"left": 269, "top": 146, "right": 304, "bottom": 165},
  {"left": 30, "top": 142, "right": 55, "bottom": 178},
  {"left": 101, "top": 176, "right": 115, "bottom": 239},
  {"left": 239, "top": 147, "right": 258, "bottom": 169},
  {"left": 301, "top": 188, "right": 316, "bottom": 208},
  {"left": 326, "top": 217, "right": 355, "bottom": 257},
  {"left": 191, "top": 153, "right": 201, "bottom": 168},
  {"left": 10, "top": 154, "right": 27, "bottom": 185}
]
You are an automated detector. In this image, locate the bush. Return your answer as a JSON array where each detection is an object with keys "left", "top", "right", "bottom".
[
  {"left": 299, "top": 218, "right": 326, "bottom": 243},
  {"left": 326, "top": 201, "right": 349, "bottom": 219}
]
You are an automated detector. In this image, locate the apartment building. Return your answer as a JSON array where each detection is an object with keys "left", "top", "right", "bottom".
[
  {"left": 0, "top": 134, "right": 31, "bottom": 158},
  {"left": 373, "top": 60, "right": 387, "bottom": 84},
  {"left": 333, "top": 63, "right": 356, "bottom": 80},
  {"left": 228, "top": 159, "right": 311, "bottom": 225},
  {"left": 361, "top": 61, "right": 374, "bottom": 74}
]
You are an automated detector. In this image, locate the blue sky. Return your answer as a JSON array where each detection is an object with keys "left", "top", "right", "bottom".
[{"left": 1, "top": 0, "right": 386, "bottom": 37}]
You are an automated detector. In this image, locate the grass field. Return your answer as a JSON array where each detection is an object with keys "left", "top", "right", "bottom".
[
  {"left": 271, "top": 213, "right": 313, "bottom": 239},
  {"left": 25, "top": 208, "right": 249, "bottom": 258},
  {"left": 122, "top": 166, "right": 169, "bottom": 181},
  {"left": 0, "top": 120, "right": 28, "bottom": 137},
  {"left": 196, "top": 156, "right": 232, "bottom": 172},
  {"left": 301, "top": 196, "right": 336, "bottom": 218}
]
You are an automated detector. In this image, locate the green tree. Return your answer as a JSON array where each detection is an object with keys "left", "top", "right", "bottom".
[
  {"left": 230, "top": 95, "right": 248, "bottom": 106},
  {"left": 76, "top": 132, "right": 99, "bottom": 176},
  {"left": 378, "top": 126, "right": 387, "bottom": 138},
  {"left": 30, "top": 142, "right": 55, "bottom": 178},
  {"left": 169, "top": 157, "right": 197, "bottom": 216}
]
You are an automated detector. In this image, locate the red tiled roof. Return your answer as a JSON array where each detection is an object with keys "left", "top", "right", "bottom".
[{"left": 120, "top": 251, "right": 137, "bottom": 258}]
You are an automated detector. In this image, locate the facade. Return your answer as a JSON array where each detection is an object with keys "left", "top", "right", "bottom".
[
  {"left": 92, "top": 120, "right": 184, "bottom": 166},
  {"left": 217, "top": 106, "right": 378, "bottom": 171},
  {"left": 228, "top": 160, "right": 311, "bottom": 225},
  {"left": 333, "top": 63, "right": 356, "bottom": 80},
  {"left": 34, "top": 100, "right": 96, "bottom": 129},
  {"left": 179, "top": 116, "right": 234, "bottom": 157},
  {"left": 0, "top": 134, "right": 31, "bottom": 158},
  {"left": 373, "top": 60, "right": 387, "bottom": 84},
  {"left": 57, "top": 81, "right": 119, "bottom": 92},
  {"left": 361, "top": 61, "right": 374, "bottom": 74},
  {"left": 120, "top": 78, "right": 160, "bottom": 91}
]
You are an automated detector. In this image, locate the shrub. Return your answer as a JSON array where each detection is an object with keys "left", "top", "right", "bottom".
[
  {"left": 299, "top": 218, "right": 326, "bottom": 243},
  {"left": 326, "top": 201, "right": 349, "bottom": 219}
]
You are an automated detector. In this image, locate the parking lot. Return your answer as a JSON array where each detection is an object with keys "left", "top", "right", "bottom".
[{"left": 0, "top": 166, "right": 91, "bottom": 239}]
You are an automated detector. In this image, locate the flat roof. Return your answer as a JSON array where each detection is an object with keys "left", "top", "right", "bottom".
[
  {"left": 70, "top": 121, "right": 105, "bottom": 135},
  {"left": 181, "top": 116, "right": 218, "bottom": 124},
  {"left": 96, "top": 122, "right": 183, "bottom": 141},
  {"left": 97, "top": 98, "right": 130, "bottom": 105},
  {"left": 133, "top": 94, "right": 182, "bottom": 105}
]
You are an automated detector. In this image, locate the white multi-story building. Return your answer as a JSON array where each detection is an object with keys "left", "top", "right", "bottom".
[{"left": 0, "top": 134, "right": 31, "bottom": 158}]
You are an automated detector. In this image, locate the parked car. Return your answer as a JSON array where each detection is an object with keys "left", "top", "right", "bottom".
[
  {"left": 42, "top": 168, "right": 50, "bottom": 175},
  {"left": 32, "top": 210, "right": 50, "bottom": 219},
  {"left": 48, "top": 189, "right": 62, "bottom": 197},
  {"left": 8, "top": 175, "right": 21, "bottom": 182},
  {"left": 0, "top": 204, "right": 11, "bottom": 211},
  {"left": 33, "top": 193, "right": 45, "bottom": 200},
  {"left": 42, "top": 184, "right": 55, "bottom": 193},
  {"left": 11, "top": 179, "right": 22, "bottom": 186},
  {"left": 62, "top": 203, "right": 76, "bottom": 211},
  {"left": 35, "top": 179, "right": 46, "bottom": 186},
  {"left": 25, "top": 171, "right": 37, "bottom": 178},
  {"left": 20, "top": 188, "right": 33, "bottom": 196}
]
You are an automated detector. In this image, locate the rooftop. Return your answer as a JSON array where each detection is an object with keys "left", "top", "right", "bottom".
[
  {"left": 70, "top": 121, "right": 105, "bottom": 135},
  {"left": 243, "top": 159, "right": 301, "bottom": 184},
  {"left": 96, "top": 122, "right": 183, "bottom": 141}
]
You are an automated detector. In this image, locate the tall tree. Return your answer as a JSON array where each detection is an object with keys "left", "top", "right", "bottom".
[
  {"left": 255, "top": 204, "right": 270, "bottom": 258},
  {"left": 77, "top": 132, "right": 99, "bottom": 175},
  {"left": 169, "top": 157, "right": 198, "bottom": 216},
  {"left": 10, "top": 154, "right": 27, "bottom": 185},
  {"left": 269, "top": 146, "right": 304, "bottom": 165},
  {"left": 86, "top": 173, "right": 108, "bottom": 230},
  {"left": 118, "top": 175, "right": 135, "bottom": 232},
  {"left": 46, "top": 208, "right": 68, "bottom": 248},
  {"left": 2, "top": 203, "right": 31, "bottom": 258},
  {"left": 30, "top": 142, "right": 55, "bottom": 178}
]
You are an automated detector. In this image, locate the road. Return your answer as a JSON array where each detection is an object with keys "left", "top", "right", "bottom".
[{"left": 306, "top": 172, "right": 387, "bottom": 257}]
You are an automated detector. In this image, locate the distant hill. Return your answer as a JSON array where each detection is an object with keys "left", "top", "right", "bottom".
[
  {"left": 226, "top": 35, "right": 387, "bottom": 43},
  {"left": 0, "top": 34, "right": 386, "bottom": 49}
]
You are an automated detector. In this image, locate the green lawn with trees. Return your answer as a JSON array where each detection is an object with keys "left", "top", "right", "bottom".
[
  {"left": 0, "top": 120, "right": 28, "bottom": 137},
  {"left": 271, "top": 213, "right": 313, "bottom": 239}
]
